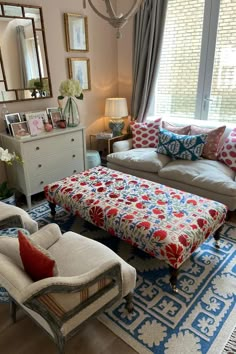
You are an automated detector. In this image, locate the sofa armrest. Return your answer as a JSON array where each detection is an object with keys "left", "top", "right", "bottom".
[
  {"left": 22, "top": 260, "right": 121, "bottom": 301},
  {"left": 22, "top": 260, "right": 122, "bottom": 324},
  {"left": 112, "top": 138, "right": 133, "bottom": 152},
  {"left": 30, "top": 223, "right": 62, "bottom": 250},
  {"left": 0, "top": 215, "right": 24, "bottom": 229},
  {"left": 0, "top": 202, "right": 38, "bottom": 234}
]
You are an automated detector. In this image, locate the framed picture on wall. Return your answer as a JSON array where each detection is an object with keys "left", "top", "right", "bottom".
[
  {"left": 68, "top": 57, "right": 91, "bottom": 90},
  {"left": 64, "top": 13, "right": 89, "bottom": 52}
]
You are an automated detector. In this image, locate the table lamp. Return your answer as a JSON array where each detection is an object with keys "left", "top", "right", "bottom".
[{"left": 105, "top": 97, "right": 128, "bottom": 136}]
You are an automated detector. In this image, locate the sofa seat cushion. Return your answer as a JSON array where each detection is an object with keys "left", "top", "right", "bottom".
[
  {"left": 107, "top": 148, "right": 171, "bottom": 173},
  {"left": 159, "top": 158, "right": 236, "bottom": 196},
  {"left": 49, "top": 232, "right": 136, "bottom": 297}
]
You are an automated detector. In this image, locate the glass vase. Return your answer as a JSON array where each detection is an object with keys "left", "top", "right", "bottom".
[{"left": 63, "top": 97, "right": 80, "bottom": 127}]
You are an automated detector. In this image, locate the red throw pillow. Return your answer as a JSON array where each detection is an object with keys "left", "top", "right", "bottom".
[
  {"left": 18, "top": 230, "right": 57, "bottom": 281},
  {"left": 162, "top": 121, "right": 191, "bottom": 135},
  {"left": 218, "top": 128, "right": 236, "bottom": 171},
  {"left": 190, "top": 125, "right": 226, "bottom": 160},
  {"left": 130, "top": 118, "right": 162, "bottom": 148}
]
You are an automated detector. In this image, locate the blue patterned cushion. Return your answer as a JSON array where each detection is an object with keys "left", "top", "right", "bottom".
[
  {"left": 157, "top": 129, "right": 207, "bottom": 161},
  {"left": 0, "top": 228, "right": 30, "bottom": 237}
]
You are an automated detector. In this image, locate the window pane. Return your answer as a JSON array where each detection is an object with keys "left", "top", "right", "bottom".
[
  {"left": 208, "top": 0, "right": 236, "bottom": 123},
  {"left": 150, "top": 0, "right": 204, "bottom": 120}
]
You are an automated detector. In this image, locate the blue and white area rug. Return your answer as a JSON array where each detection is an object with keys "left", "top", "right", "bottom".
[{"left": 3, "top": 202, "right": 236, "bottom": 353}]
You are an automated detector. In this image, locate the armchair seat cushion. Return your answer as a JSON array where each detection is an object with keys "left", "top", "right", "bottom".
[{"left": 49, "top": 231, "right": 136, "bottom": 297}]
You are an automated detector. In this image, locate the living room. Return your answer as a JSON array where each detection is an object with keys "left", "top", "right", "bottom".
[{"left": 0, "top": 0, "right": 236, "bottom": 353}]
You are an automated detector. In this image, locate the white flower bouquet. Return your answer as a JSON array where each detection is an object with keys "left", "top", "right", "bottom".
[
  {"left": 0, "top": 147, "right": 22, "bottom": 165},
  {"left": 0, "top": 147, "right": 22, "bottom": 200},
  {"left": 58, "top": 79, "right": 83, "bottom": 100},
  {"left": 57, "top": 79, "right": 83, "bottom": 127}
]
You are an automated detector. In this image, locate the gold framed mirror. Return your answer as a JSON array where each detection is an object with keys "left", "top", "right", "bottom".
[{"left": 0, "top": 2, "right": 52, "bottom": 102}]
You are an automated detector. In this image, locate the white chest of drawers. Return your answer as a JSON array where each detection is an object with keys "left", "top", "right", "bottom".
[{"left": 0, "top": 126, "right": 87, "bottom": 209}]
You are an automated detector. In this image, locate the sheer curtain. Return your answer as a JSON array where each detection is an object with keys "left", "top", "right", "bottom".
[
  {"left": 131, "top": 0, "right": 167, "bottom": 122},
  {"left": 16, "top": 26, "right": 31, "bottom": 88}
]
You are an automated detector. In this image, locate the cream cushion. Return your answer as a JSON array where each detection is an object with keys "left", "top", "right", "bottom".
[
  {"left": 159, "top": 159, "right": 236, "bottom": 196},
  {"left": 107, "top": 148, "right": 171, "bottom": 173},
  {"left": 49, "top": 231, "right": 136, "bottom": 298}
]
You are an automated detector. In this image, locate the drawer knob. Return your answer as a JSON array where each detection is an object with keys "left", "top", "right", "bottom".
[
  {"left": 71, "top": 138, "right": 75, "bottom": 142},
  {"left": 38, "top": 164, "right": 42, "bottom": 168},
  {"left": 73, "top": 170, "right": 77, "bottom": 173},
  {"left": 40, "top": 181, "right": 44, "bottom": 185},
  {"left": 72, "top": 154, "right": 76, "bottom": 158},
  {"left": 36, "top": 147, "right": 40, "bottom": 151}
]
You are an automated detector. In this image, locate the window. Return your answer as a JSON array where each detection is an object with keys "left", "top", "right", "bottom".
[{"left": 149, "top": 0, "right": 236, "bottom": 123}]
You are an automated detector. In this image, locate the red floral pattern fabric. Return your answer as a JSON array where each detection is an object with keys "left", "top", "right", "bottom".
[
  {"left": 218, "top": 128, "right": 236, "bottom": 171},
  {"left": 130, "top": 118, "right": 162, "bottom": 148},
  {"left": 44, "top": 166, "right": 227, "bottom": 269}
]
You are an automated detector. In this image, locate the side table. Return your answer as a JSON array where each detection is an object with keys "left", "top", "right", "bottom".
[
  {"left": 90, "top": 133, "right": 130, "bottom": 155},
  {"left": 89, "top": 133, "right": 131, "bottom": 166}
]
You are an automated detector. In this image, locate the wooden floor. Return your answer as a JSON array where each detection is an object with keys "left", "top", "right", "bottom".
[
  {"left": 0, "top": 196, "right": 235, "bottom": 354},
  {"left": 0, "top": 304, "right": 137, "bottom": 354}
]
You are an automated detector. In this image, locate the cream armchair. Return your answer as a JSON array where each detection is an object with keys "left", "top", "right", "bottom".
[
  {"left": 0, "top": 224, "right": 136, "bottom": 354},
  {"left": 0, "top": 201, "right": 38, "bottom": 234}
]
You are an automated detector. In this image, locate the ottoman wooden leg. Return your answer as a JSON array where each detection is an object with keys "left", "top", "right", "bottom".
[
  {"left": 214, "top": 224, "right": 224, "bottom": 249},
  {"left": 124, "top": 292, "right": 134, "bottom": 313},
  {"left": 169, "top": 266, "right": 178, "bottom": 293},
  {"left": 49, "top": 202, "right": 56, "bottom": 219}
]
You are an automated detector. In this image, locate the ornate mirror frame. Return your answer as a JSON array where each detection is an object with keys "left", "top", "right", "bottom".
[{"left": 0, "top": 2, "right": 52, "bottom": 102}]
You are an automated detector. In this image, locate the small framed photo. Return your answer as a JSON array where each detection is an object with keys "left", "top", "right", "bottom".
[
  {"left": 11, "top": 121, "right": 30, "bottom": 138},
  {"left": 5, "top": 112, "right": 21, "bottom": 125},
  {"left": 5, "top": 113, "right": 21, "bottom": 135},
  {"left": 50, "top": 110, "right": 62, "bottom": 127},
  {"left": 68, "top": 57, "right": 91, "bottom": 90},
  {"left": 25, "top": 111, "right": 47, "bottom": 136},
  {"left": 46, "top": 107, "right": 59, "bottom": 115},
  {"left": 64, "top": 13, "right": 89, "bottom": 52}
]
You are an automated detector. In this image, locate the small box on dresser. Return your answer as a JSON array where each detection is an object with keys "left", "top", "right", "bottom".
[{"left": 0, "top": 126, "right": 87, "bottom": 209}]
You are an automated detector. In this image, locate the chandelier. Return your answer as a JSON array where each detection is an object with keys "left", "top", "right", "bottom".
[{"left": 83, "top": 0, "right": 144, "bottom": 38}]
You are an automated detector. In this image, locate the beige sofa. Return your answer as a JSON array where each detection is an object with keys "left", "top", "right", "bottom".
[{"left": 107, "top": 118, "right": 236, "bottom": 211}]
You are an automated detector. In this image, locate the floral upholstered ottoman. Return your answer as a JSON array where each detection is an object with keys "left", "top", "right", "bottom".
[{"left": 44, "top": 166, "right": 227, "bottom": 291}]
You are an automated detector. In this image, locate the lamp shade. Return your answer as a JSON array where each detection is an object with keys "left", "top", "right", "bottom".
[{"left": 105, "top": 98, "right": 128, "bottom": 119}]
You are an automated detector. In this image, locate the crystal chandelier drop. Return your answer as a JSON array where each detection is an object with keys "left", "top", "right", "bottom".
[{"left": 83, "top": 0, "right": 144, "bottom": 38}]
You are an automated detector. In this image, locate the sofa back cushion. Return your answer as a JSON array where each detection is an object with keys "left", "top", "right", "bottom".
[
  {"left": 162, "top": 121, "right": 191, "bottom": 135},
  {"left": 130, "top": 118, "right": 161, "bottom": 148},
  {"left": 190, "top": 125, "right": 226, "bottom": 160},
  {"left": 157, "top": 129, "right": 207, "bottom": 161},
  {"left": 218, "top": 128, "right": 236, "bottom": 171}
]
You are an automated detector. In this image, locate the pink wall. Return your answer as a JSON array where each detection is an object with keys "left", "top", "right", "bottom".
[{"left": 0, "top": 0, "right": 122, "bottom": 180}]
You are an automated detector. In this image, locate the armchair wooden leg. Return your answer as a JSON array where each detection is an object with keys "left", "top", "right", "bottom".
[
  {"left": 10, "top": 299, "right": 17, "bottom": 323},
  {"left": 57, "top": 336, "right": 65, "bottom": 354},
  {"left": 214, "top": 224, "right": 224, "bottom": 249},
  {"left": 124, "top": 292, "right": 134, "bottom": 313}
]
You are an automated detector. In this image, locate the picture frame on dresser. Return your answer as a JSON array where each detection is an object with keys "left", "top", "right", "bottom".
[
  {"left": 11, "top": 122, "right": 30, "bottom": 138},
  {"left": 25, "top": 111, "right": 46, "bottom": 136},
  {"left": 5, "top": 113, "right": 21, "bottom": 135},
  {"left": 50, "top": 110, "right": 63, "bottom": 127}
]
